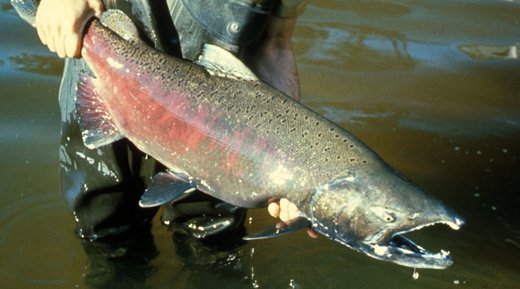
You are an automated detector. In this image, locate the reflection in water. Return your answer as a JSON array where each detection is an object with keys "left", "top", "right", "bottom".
[
  {"left": 317, "top": 0, "right": 411, "bottom": 17},
  {"left": 296, "top": 22, "right": 415, "bottom": 72},
  {"left": 459, "top": 43, "right": 519, "bottom": 60},
  {"left": 169, "top": 226, "right": 250, "bottom": 288},
  {"left": 8, "top": 53, "right": 63, "bottom": 76},
  {"left": 80, "top": 227, "right": 158, "bottom": 289},
  {"left": 319, "top": 106, "right": 396, "bottom": 125}
]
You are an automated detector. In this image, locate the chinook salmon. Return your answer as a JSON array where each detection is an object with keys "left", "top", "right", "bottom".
[{"left": 13, "top": 0, "right": 464, "bottom": 269}]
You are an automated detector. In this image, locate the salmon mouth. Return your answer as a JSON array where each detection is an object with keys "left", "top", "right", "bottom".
[{"left": 359, "top": 219, "right": 464, "bottom": 269}]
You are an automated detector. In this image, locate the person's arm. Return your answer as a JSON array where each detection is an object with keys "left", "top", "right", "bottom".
[
  {"left": 244, "top": 14, "right": 301, "bottom": 100},
  {"left": 35, "top": 0, "right": 104, "bottom": 58}
]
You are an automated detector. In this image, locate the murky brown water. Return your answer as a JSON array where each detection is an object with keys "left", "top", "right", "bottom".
[{"left": 1, "top": 0, "right": 519, "bottom": 288}]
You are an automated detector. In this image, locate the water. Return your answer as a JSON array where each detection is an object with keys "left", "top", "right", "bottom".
[{"left": 1, "top": 0, "right": 519, "bottom": 288}]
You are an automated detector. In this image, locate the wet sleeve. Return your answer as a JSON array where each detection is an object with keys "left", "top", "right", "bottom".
[{"left": 275, "top": 0, "right": 309, "bottom": 18}]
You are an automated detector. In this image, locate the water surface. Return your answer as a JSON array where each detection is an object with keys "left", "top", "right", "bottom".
[{"left": 1, "top": 0, "right": 519, "bottom": 288}]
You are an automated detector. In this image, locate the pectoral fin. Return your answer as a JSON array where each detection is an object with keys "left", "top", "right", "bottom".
[
  {"left": 139, "top": 172, "right": 196, "bottom": 207},
  {"left": 76, "top": 74, "right": 124, "bottom": 149},
  {"left": 243, "top": 217, "right": 311, "bottom": 240}
]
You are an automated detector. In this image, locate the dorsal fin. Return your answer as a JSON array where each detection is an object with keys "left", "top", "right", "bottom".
[
  {"left": 100, "top": 9, "right": 140, "bottom": 41},
  {"left": 195, "top": 44, "right": 259, "bottom": 81}
]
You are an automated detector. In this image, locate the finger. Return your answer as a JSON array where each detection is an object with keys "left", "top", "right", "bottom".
[
  {"left": 287, "top": 201, "right": 300, "bottom": 218},
  {"left": 267, "top": 202, "right": 280, "bottom": 218},
  {"left": 34, "top": 7, "right": 47, "bottom": 45},
  {"left": 56, "top": 32, "right": 68, "bottom": 58},
  {"left": 90, "top": 0, "right": 105, "bottom": 18},
  {"left": 47, "top": 29, "right": 57, "bottom": 53},
  {"left": 35, "top": 19, "right": 48, "bottom": 45},
  {"left": 52, "top": 27, "right": 68, "bottom": 58},
  {"left": 307, "top": 228, "right": 319, "bottom": 239},
  {"left": 65, "top": 31, "right": 82, "bottom": 58},
  {"left": 279, "top": 198, "right": 302, "bottom": 222},
  {"left": 279, "top": 198, "right": 291, "bottom": 222}
]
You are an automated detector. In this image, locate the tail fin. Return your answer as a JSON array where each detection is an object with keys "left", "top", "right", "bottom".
[{"left": 100, "top": 9, "right": 140, "bottom": 42}]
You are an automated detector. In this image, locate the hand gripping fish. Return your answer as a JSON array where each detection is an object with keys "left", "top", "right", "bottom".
[{"left": 12, "top": 0, "right": 464, "bottom": 269}]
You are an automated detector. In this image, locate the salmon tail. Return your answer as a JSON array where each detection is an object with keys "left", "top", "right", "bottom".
[
  {"left": 10, "top": 0, "right": 38, "bottom": 27},
  {"left": 100, "top": 9, "right": 140, "bottom": 42},
  {"left": 76, "top": 74, "right": 123, "bottom": 149}
]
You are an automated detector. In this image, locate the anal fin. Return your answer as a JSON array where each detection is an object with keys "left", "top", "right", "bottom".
[
  {"left": 76, "top": 74, "right": 123, "bottom": 149},
  {"left": 244, "top": 217, "right": 311, "bottom": 240}
]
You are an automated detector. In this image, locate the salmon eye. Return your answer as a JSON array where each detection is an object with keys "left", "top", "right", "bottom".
[{"left": 370, "top": 207, "right": 397, "bottom": 223}]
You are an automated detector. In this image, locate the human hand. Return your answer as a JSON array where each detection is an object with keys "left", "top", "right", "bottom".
[
  {"left": 35, "top": 0, "right": 104, "bottom": 58},
  {"left": 268, "top": 198, "right": 319, "bottom": 238}
]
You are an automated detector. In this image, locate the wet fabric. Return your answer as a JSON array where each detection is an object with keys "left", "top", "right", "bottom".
[{"left": 167, "top": 0, "right": 307, "bottom": 58}]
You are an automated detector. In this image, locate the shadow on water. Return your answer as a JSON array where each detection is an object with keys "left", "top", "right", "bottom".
[
  {"left": 8, "top": 53, "right": 64, "bottom": 76},
  {"left": 1, "top": 0, "right": 520, "bottom": 288}
]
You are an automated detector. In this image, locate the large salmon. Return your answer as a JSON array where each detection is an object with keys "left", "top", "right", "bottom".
[{"left": 12, "top": 0, "right": 464, "bottom": 269}]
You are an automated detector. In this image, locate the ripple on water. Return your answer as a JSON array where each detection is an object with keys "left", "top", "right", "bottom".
[{"left": 0, "top": 192, "right": 79, "bottom": 286}]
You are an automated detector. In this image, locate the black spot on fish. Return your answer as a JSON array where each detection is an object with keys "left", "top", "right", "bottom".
[{"left": 264, "top": 96, "right": 275, "bottom": 103}]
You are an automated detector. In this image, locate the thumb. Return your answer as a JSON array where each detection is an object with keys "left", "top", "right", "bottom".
[{"left": 88, "top": 0, "right": 105, "bottom": 18}]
